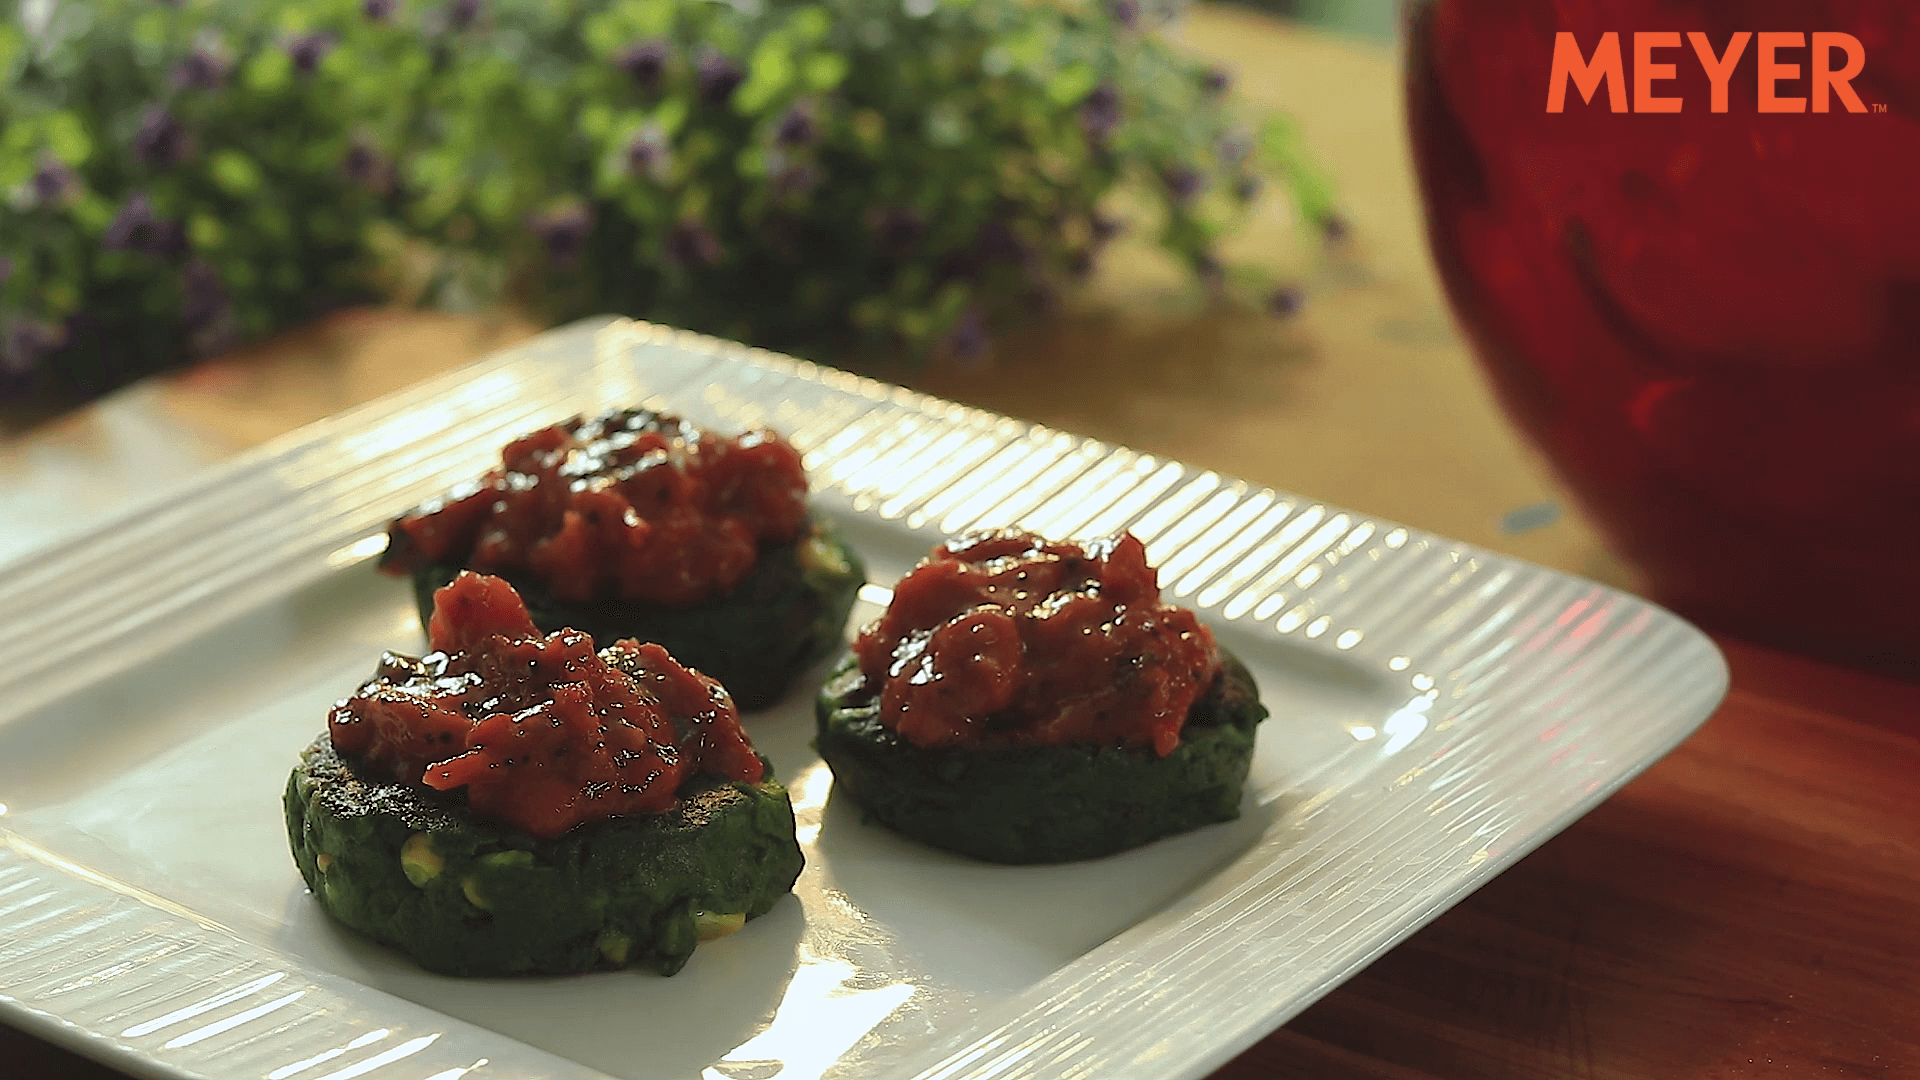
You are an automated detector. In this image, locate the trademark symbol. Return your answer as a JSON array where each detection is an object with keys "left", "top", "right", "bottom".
[{"left": 1872, "top": 102, "right": 1890, "bottom": 112}]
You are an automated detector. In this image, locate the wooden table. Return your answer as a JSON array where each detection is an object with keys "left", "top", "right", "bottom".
[{"left": 3, "top": 7, "right": 1916, "bottom": 1078}]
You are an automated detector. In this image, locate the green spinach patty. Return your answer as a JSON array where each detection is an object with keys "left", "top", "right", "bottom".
[
  {"left": 402, "top": 516, "right": 864, "bottom": 711},
  {"left": 285, "top": 737, "right": 804, "bottom": 976},
  {"left": 814, "top": 650, "right": 1268, "bottom": 864}
]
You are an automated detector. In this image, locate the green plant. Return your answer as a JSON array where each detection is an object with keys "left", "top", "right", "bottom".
[{"left": 1, "top": 0, "right": 1333, "bottom": 399}]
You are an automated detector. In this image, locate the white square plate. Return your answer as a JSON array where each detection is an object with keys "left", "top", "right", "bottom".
[{"left": 0, "top": 317, "right": 1726, "bottom": 1080}]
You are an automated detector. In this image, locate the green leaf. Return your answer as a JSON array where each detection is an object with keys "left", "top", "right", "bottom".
[
  {"left": 924, "top": 101, "right": 968, "bottom": 147},
  {"left": 0, "top": 24, "right": 25, "bottom": 75},
  {"left": 475, "top": 176, "right": 515, "bottom": 226},
  {"left": 253, "top": 204, "right": 293, "bottom": 243},
  {"left": 133, "top": 11, "right": 169, "bottom": 50},
  {"left": 189, "top": 213, "right": 225, "bottom": 250},
  {"left": 2, "top": 116, "right": 39, "bottom": 158},
  {"left": 619, "top": 0, "right": 675, "bottom": 38},
  {"left": 245, "top": 49, "right": 294, "bottom": 94},
  {"left": 850, "top": 297, "right": 889, "bottom": 330},
  {"left": 1003, "top": 28, "right": 1051, "bottom": 72},
  {"left": 71, "top": 193, "right": 114, "bottom": 233},
  {"left": 43, "top": 113, "right": 91, "bottom": 165},
  {"left": 800, "top": 52, "right": 848, "bottom": 93},
  {"left": 43, "top": 282, "right": 80, "bottom": 317},
  {"left": 582, "top": 14, "right": 627, "bottom": 58},
  {"left": 1259, "top": 115, "right": 1335, "bottom": 223},
  {"left": 579, "top": 102, "right": 615, "bottom": 140},
  {"left": 1047, "top": 63, "right": 1099, "bottom": 106},
  {"left": 734, "top": 40, "right": 794, "bottom": 116},
  {"left": 788, "top": 6, "right": 832, "bottom": 43},
  {"left": 0, "top": 128, "right": 35, "bottom": 186},
  {"left": 209, "top": 150, "right": 263, "bottom": 196},
  {"left": 653, "top": 95, "right": 689, "bottom": 135},
  {"left": 678, "top": 183, "right": 710, "bottom": 219},
  {"left": 895, "top": 308, "right": 930, "bottom": 340},
  {"left": 595, "top": 149, "right": 630, "bottom": 194},
  {"left": 526, "top": 84, "right": 562, "bottom": 125},
  {"left": 851, "top": 109, "right": 885, "bottom": 153},
  {"left": 931, "top": 280, "right": 970, "bottom": 322}
]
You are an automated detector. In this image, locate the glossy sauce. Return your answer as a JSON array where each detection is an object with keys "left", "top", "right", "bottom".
[
  {"left": 328, "top": 572, "right": 763, "bottom": 838},
  {"left": 853, "top": 531, "right": 1220, "bottom": 756},
  {"left": 383, "top": 410, "right": 809, "bottom": 606}
]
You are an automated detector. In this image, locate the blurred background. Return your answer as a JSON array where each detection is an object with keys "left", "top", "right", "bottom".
[
  {"left": 4, "top": 0, "right": 1608, "bottom": 575},
  {"left": 3, "top": 0, "right": 1912, "bottom": 674}
]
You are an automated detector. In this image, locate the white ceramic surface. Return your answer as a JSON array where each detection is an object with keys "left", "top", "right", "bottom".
[{"left": 0, "top": 317, "right": 1728, "bottom": 1080}]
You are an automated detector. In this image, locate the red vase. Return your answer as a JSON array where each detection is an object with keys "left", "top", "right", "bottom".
[{"left": 1405, "top": 0, "right": 1920, "bottom": 675}]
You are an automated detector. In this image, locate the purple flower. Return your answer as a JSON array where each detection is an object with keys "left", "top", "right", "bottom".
[
  {"left": 286, "top": 32, "right": 335, "bottom": 75},
  {"left": 1089, "top": 211, "right": 1123, "bottom": 244},
  {"left": 1163, "top": 165, "right": 1206, "bottom": 204},
  {"left": 1217, "top": 131, "right": 1252, "bottom": 165},
  {"left": 446, "top": 0, "right": 483, "bottom": 31},
  {"left": 771, "top": 162, "right": 820, "bottom": 199},
  {"left": 529, "top": 205, "right": 593, "bottom": 265},
  {"left": 943, "top": 310, "right": 989, "bottom": 365},
  {"left": 1079, "top": 84, "right": 1121, "bottom": 141},
  {"left": 1025, "top": 285, "right": 1061, "bottom": 314},
  {"left": 625, "top": 127, "right": 672, "bottom": 181},
  {"left": 179, "top": 260, "right": 228, "bottom": 328},
  {"left": 1232, "top": 174, "right": 1262, "bottom": 202},
  {"left": 31, "top": 157, "right": 78, "bottom": 207},
  {"left": 972, "top": 220, "right": 1029, "bottom": 267},
  {"left": 179, "top": 260, "right": 238, "bottom": 354},
  {"left": 1321, "top": 213, "right": 1350, "bottom": 242},
  {"left": 131, "top": 106, "right": 190, "bottom": 167},
  {"left": 664, "top": 220, "right": 723, "bottom": 268},
  {"left": 616, "top": 40, "right": 669, "bottom": 91},
  {"left": 172, "top": 38, "right": 232, "bottom": 89},
  {"left": 1108, "top": 0, "right": 1140, "bottom": 29},
  {"left": 696, "top": 52, "right": 744, "bottom": 106},
  {"left": 1266, "top": 286, "right": 1303, "bottom": 317},
  {"left": 104, "top": 193, "right": 187, "bottom": 259},
  {"left": 1194, "top": 252, "right": 1224, "bottom": 286},
  {"left": 344, "top": 141, "right": 378, "bottom": 181},
  {"left": 774, "top": 104, "right": 817, "bottom": 148},
  {"left": 1202, "top": 67, "right": 1232, "bottom": 96},
  {"left": 362, "top": 0, "right": 397, "bottom": 19},
  {"left": 343, "top": 140, "right": 395, "bottom": 192},
  {"left": 871, "top": 207, "right": 926, "bottom": 256}
]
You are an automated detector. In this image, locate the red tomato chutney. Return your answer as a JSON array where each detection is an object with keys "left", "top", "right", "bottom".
[
  {"left": 328, "top": 571, "right": 764, "bottom": 838},
  {"left": 853, "top": 531, "right": 1221, "bottom": 757},
  {"left": 381, "top": 409, "right": 809, "bottom": 607}
]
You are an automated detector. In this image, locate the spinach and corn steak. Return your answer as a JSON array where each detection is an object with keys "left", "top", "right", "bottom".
[
  {"left": 287, "top": 572, "right": 804, "bottom": 976},
  {"left": 379, "top": 409, "right": 864, "bottom": 710},
  {"left": 816, "top": 530, "right": 1269, "bottom": 864}
]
